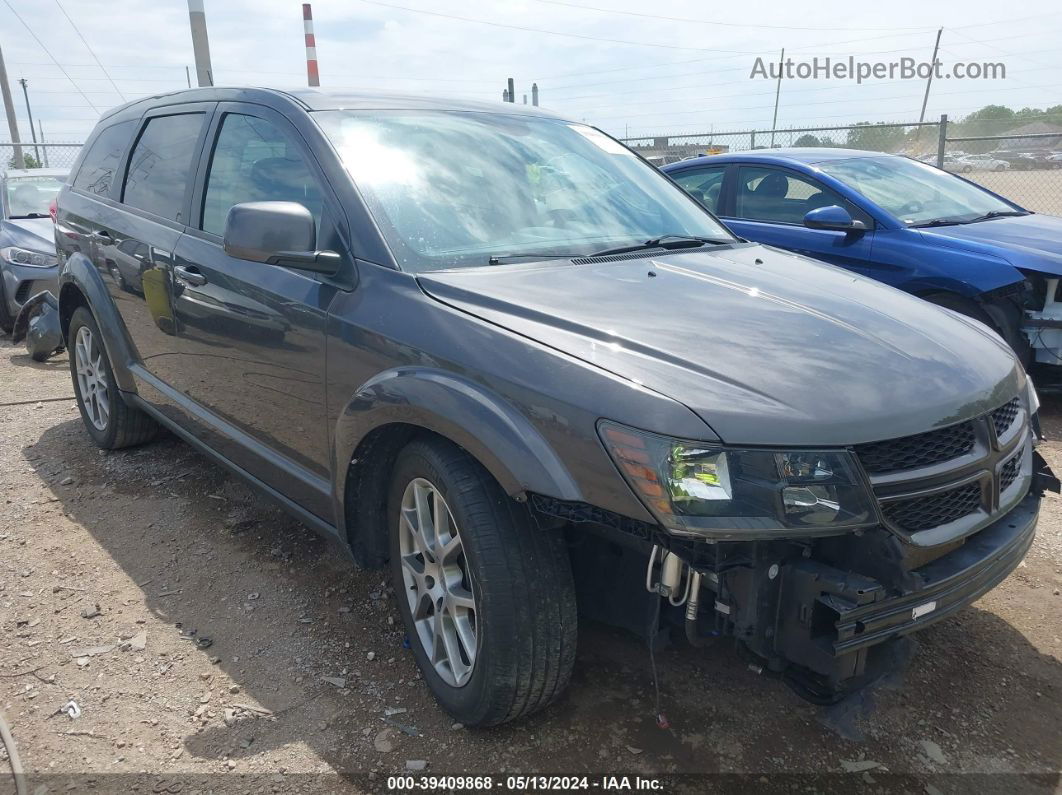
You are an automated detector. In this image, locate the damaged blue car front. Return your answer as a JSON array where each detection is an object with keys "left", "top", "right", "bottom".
[{"left": 663, "top": 149, "right": 1062, "bottom": 370}]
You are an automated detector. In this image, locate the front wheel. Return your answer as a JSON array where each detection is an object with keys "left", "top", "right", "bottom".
[
  {"left": 388, "top": 437, "right": 577, "bottom": 726},
  {"left": 923, "top": 291, "right": 1030, "bottom": 367}
]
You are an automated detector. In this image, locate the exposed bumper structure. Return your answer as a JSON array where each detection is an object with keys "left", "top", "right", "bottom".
[{"left": 775, "top": 490, "right": 1039, "bottom": 689}]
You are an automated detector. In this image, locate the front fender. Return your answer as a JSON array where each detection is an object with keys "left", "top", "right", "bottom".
[
  {"left": 334, "top": 366, "right": 583, "bottom": 505},
  {"left": 58, "top": 252, "right": 138, "bottom": 392}
]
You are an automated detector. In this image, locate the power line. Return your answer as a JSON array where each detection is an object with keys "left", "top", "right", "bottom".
[
  {"left": 355, "top": 0, "right": 763, "bottom": 53},
  {"left": 584, "top": 77, "right": 1062, "bottom": 123},
  {"left": 52, "top": 0, "right": 126, "bottom": 101},
  {"left": 0, "top": 0, "right": 100, "bottom": 112},
  {"left": 531, "top": 0, "right": 936, "bottom": 32}
]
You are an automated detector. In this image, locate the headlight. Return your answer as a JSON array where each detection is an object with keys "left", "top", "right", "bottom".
[
  {"left": 1, "top": 246, "right": 57, "bottom": 268},
  {"left": 599, "top": 421, "right": 877, "bottom": 539},
  {"left": 1026, "top": 376, "right": 1040, "bottom": 416}
]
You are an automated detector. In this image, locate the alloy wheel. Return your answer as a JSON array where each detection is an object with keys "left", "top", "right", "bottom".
[
  {"left": 398, "top": 477, "right": 478, "bottom": 687},
  {"left": 74, "top": 325, "right": 110, "bottom": 431}
]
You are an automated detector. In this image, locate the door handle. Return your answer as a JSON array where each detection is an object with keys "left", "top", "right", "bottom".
[{"left": 174, "top": 265, "right": 207, "bottom": 286}]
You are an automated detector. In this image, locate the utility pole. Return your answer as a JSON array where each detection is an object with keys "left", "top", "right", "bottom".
[
  {"left": 918, "top": 28, "right": 943, "bottom": 124},
  {"left": 18, "top": 79, "right": 39, "bottom": 164},
  {"left": 0, "top": 43, "right": 24, "bottom": 169},
  {"left": 185, "top": 66, "right": 192, "bottom": 88},
  {"left": 769, "top": 48, "right": 784, "bottom": 148},
  {"left": 38, "top": 120, "right": 48, "bottom": 167},
  {"left": 187, "top": 0, "right": 214, "bottom": 87}
]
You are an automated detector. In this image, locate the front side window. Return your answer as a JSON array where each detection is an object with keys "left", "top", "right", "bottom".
[
  {"left": 72, "top": 121, "right": 134, "bottom": 197},
  {"left": 818, "top": 156, "right": 1019, "bottom": 226},
  {"left": 123, "top": 113, "right": 204, "bottom": 222},
  {"left": 201, "top": 114, "right": 322, "bottom": 236},
  {"left": 5, "top": 174, "right": 66, "bottom": 219},
  {"left": 315, "top": 110, "right": 734, "bottom": 272},
  {"left": 735, "top": 166, "right": 849, "bottom": 225},
  {"left": 670, "top": 167, "right": 725, "bottom": 213}
]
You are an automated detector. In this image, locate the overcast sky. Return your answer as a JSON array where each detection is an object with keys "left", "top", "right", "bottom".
[{"left": 1, "top": 0, "right": 1060, "bottom": 143}]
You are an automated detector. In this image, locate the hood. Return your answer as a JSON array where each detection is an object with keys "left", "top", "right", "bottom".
[
  {"left": 1, "top": 217, "right": 55, "bottom": 253},
  {"left": 917, "top": 213, "right": 1062, "bottom": 277},
  {"left": 417, "top": 244, "right": 1023, "bottom": 447}
]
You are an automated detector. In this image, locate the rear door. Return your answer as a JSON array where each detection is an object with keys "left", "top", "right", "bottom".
[
  {"left": 722, "top": 164, "right": 875, "bottom": 271},
  {"left": 88, "top": 105, "right": 213, "bottom": 398},
  {"left": 166, "top": 103, "right": 343, "bottom": 519}
]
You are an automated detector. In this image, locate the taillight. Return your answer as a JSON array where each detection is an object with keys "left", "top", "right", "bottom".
[{"left": 49, "top": 198, "right": 57, "bottom": 223}]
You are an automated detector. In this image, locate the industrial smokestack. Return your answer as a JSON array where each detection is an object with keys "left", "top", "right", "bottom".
[{"left": 303, "top": 3, "right": 320, "bottom": 87}]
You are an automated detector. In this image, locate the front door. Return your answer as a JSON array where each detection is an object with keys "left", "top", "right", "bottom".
[
  {"left": 86, "top": 107, "right": 212, "bottom": 397},
  {"left": 723, "top": 165, "right": 875, "bottom": 271},
  {"left": 168, "top": 104, "right": 342, "bottom": 519}
]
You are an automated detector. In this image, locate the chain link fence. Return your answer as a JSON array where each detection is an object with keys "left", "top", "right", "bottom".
[
  {"left": 2, "top": 142, "right": 83, "bottom": 172},
  {"left": 622, "top": 115, "right": 1062, "bottom": 216},
  {"left": 940, "top": 124, "right": 1062, "bottom": 216}
]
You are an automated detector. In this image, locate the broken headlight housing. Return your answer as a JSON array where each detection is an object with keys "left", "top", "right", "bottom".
[{"left": 599, "top": 421, "right": 878, "bottom": 539}]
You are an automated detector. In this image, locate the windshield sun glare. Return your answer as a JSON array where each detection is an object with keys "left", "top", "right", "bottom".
[{"left": 315, "top": 110, "right": 733, "bottom": 272}]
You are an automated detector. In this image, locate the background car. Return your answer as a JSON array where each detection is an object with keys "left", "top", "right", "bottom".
[
  {"left": 662, "top": 148, "right": 1062, "bottom": 370},
  {"left": 0, "top": 168, "right": 67, "bottom": 332},
  {"left": 958, "top": 153, "right": 1010, "bottom": 171}
]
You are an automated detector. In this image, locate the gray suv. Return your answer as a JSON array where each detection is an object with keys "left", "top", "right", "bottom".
[{"left": 55, "top": 88, "right": 1057, "bottom": 725}]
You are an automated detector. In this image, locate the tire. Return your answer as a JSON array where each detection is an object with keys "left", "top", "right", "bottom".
[
  {"left": 388, "top": 437, "right": 577, "bottom": 727},
  {"left": 923, "top": 291, "right": 1030, "bottom": 367},
  {"left": 68, "top": 306, "right": 158, "bottom": 449},
  {"left": 0, "top": 280, "right": 14, "bottom": 334}
]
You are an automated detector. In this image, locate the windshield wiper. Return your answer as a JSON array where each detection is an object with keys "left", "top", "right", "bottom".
[
  {"left": 10, "top": 213, "right": 49, "bottom": 219},
  {"left": 965, "top": 210, "right": 1030, "bottom": 223},
  {"left": 589, "top": 234, "right": 732, "bottom": 257},
  {"left": 486, "top": 253, "right": 580, "bottom": 265},
  {"left": 910, "top": 218, "right": 966, "bottom": 228},
  {"left": 913, "top": 209, "right": 1030, "bottom": 228},
  {"left": 485, "top": 234, "right": 732, "bottom": 264}
]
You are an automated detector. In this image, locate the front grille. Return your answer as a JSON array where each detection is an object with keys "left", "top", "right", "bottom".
[
  {"left": 992, "top": 398, "right": 1020, "bottom": 438},
  {"left": 855, "top": 421, "right": 976, "bottom": 475},
  {"left": 1000, "top": 447, "right": 1024, "bottom": 492},
  {"left": 881, "top": 483, "right": 983, "bottom": 533}
]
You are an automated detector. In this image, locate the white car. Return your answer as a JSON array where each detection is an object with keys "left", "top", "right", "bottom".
[{"left": 958, "top": 154, "right": 1010, "bottom": 172}]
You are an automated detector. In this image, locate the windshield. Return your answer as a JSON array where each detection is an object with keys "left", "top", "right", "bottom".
[
  {"left": 315, "top": 110, "right": 733, "bottom": 271},
  {"left": 817, "top": 156, "right": 1020, "bottom": 227},
  {"left": 5, "top": 174, "right": 65, "bottom": 218}
]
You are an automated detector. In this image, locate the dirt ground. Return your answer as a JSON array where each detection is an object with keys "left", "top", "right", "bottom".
[
  {"left": 1, "top": 335, "right": 1061, "bottom": 795},
  {"left": 965, "top": 168, "right": 1062, "bottom": 215}
]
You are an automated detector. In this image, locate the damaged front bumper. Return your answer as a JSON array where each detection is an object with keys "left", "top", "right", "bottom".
[{"left": 727, "top": 454, "right": 1059, "bottom": 700}]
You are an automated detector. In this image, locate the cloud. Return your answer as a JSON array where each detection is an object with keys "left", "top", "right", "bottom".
[{"left": 1, "top": 0, "right": 1058, "bottom": 142}]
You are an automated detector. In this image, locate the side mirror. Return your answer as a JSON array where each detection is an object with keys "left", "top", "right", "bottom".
[
  {"left": 803, "top": 205, "right": 866, "bottom": 232},
  {"left": 223, "top": 201, "right": 340, "bottom": 274}
]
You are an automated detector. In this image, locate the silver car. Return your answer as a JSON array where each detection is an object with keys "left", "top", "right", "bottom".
[{"left": 0, "top": 168, "right": 67, "bottom": 332}]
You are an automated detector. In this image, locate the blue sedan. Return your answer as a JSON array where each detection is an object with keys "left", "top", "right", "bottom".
[{"left": 662, "top": 149, "right": 1062, "bottom": 369}]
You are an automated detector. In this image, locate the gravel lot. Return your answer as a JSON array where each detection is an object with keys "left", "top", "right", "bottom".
[
  {"left": 966, "top": 168, "right": 1062, "bottom": 215},
  {"left": 1, "top": 335, "right": 1061, "bottom": 794}
]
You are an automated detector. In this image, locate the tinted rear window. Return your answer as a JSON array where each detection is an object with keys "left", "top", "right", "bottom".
[
  {"left": 72, "top": 121, "right": 134, "bottom": 196},
  {"left": 122, "top": 113, "right": 204, "bottom": 222}
]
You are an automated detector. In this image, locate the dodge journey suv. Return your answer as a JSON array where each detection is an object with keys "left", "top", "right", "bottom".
[{"left": 56, "top": 88, "right": 1058, "bottom": 726}]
